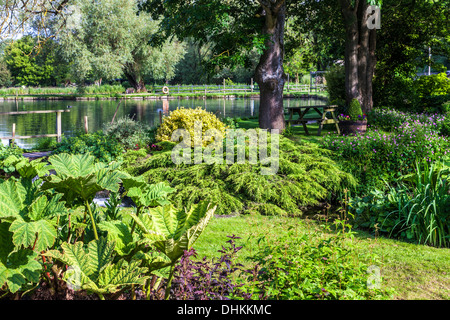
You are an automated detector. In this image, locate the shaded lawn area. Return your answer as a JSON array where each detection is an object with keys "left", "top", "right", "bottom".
[{"left": 236, "top": 113, "right": 338, "bottom": 144}]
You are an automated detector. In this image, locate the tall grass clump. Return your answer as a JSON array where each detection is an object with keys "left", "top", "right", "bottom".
[{"left": 351, "top": 160, "right": 450, "bottom": 247}]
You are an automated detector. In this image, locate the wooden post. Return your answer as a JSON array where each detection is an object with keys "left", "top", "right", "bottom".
[
  {"left": 223, "top": 79, "right": 225, "bottom": 94},
  {"left": 178, "top": 84, "right": 180, "bottom": 94},
  {"left": 251, "top": 78, "right": 253, "bottom": 93},
  {"left": 287, "top": 74, "right": 290, "bottom": 92},
  {"left": 84, "top": 116, "right": 89, "bottom": 134},
  {"left": 56, "top": 111, "right": 62, "bottom": 143},
  {"left": 204, "top": 85, "right": 207, "bottom": 97},
  {"left": 191, "top": 84, "right": 194, "bottom": 93},
  {"left": 9, "top": 123, "right": 16, "bottom": 146}
]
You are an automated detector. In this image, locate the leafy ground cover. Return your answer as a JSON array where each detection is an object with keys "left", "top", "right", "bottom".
[{"left": 192, "top": 214, "right": 450, "bottom": 300}]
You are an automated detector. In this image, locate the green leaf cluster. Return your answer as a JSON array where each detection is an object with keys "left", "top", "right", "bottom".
[
  {"left": 52, "top": 131, "right": 124, "bottom": 164},
  {"left": 0, "top": 152, "right": 216, "bottom": 299}
]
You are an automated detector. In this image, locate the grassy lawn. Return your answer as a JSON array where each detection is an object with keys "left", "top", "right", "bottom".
[{"left": 191, "top": 214, "right": 450, "bottom": 300}]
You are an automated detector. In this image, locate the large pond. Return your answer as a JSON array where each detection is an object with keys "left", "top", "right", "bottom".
[{"left": 0, "top": 96, "right": 326, "bottom": 149}]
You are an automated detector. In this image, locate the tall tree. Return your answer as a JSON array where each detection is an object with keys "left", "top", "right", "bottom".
[
  {"left": 338, "top": 0, "right": 379, "bottom": 112},
  {"left": 144, "top": 0, "right": 288, "bottom": 130},
  {"left": 56, "top": 0, "right": 184, "bottom": 91},
  {"left": 4, "top": 35, "right": 56, "bottom": 86}
]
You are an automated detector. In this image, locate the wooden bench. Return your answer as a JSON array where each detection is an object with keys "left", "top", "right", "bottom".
[{"left": 286, "top": 105, "right": 340, "bottom": 136}]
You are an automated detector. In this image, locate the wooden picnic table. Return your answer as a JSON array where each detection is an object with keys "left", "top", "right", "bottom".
[{"left": 286, "top": 105, "right": 340, "bottom": 136}]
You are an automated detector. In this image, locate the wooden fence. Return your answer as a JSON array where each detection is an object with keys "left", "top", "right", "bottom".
[
  {"left": 0, "top": 109, "right": 71, "bottom": 146},
  {"left": 149, "top": 80, "right": 326, "bottom": 95}
]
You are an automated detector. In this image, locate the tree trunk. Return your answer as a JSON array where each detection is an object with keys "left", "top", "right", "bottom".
[
  {"left": 254, "top": 0, "right": 286, "bottom": 131},
  {"left": 123, "top": 63, "right": 147, "bottom": 93},
  {"left": 340, "top": 0, "right": 377, "bottom": 113}
]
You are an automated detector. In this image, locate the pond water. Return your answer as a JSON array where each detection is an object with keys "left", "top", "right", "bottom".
[{"left": 0, "top": 96, "right": 326, "bottom": 149}]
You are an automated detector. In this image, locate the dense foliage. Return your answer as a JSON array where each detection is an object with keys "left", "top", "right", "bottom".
[
  {"left": 350, "top": 160, "right": 450, "bottom": 247},
  {"left": 52, "top": 131, "right": 124, "bottom": 163},
  {"left": 103, "top": 116, "right": 156, "bottom": 150},
  {"left": 122, "top": 134, "right": 356, "bottom": 216},
  {"left": 0, "top": 153, "right": 217, "bottom": 299},
  {"left": 0, "top": 144, "right": 24, "bottom": 177},
  {"left": 321, "top": 109, "right": 449, "bottom": 192}
]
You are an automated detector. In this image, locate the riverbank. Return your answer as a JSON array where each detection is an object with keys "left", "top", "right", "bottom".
[{"left": 0, "top": 91, "right": 328, "bottom": 101}]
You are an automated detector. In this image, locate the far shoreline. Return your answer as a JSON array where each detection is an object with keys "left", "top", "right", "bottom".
[{"left": 0, "top": 92, "right": 328, "bottom": 101}]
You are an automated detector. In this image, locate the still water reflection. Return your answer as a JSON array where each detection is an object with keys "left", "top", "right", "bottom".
[{"left": 0, "top": 97, "right": 326, "bottom": 149}]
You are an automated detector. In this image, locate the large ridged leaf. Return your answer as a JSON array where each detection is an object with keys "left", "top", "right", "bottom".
[
  {"left": 0, "top": 223, "right": 41, "bottom": 293},
  {"left": 44, "top": 238, "right": 148, "bottom": 296},
  {"left": 0, "top": 180, "right": 65, "bottom": 252},
  {"left": 122, "top": 176, "right": 175, "bottom": 208},
  {"left": 15, "top": 158, "right": 53, "bottom": 179},
  {"left": 97, "top": 220, "right": 136, "bottom": 256},
  {"left": 136, "top": 202, "right": 216, "bottom": 263},
  {"left": 9, "top": 218, "right": 57, "bottom": 252},
  {"left": 0, "top": 179, "right": 37, "bottom": 221},
  {"left": 41, "top": 153, "right": 127, "bottom": 205}
]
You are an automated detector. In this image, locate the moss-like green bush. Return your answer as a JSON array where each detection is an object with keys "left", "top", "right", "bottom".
[
  {"left": 156, "top": 107, "right": 227, "bottom": 147},
  {"left": 347, "top": 98, "right": 363, "bottom": 121},
  {"left": 103, "top": 116, "right": 156, "bottom": 150},
  {"left": 122, "top": 133, "right": 356, "bottom": 216}
]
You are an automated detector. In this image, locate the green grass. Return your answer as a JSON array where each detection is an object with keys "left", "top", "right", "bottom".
[{"left": 191, "top": 214, "right": 450, "bottom": 300}]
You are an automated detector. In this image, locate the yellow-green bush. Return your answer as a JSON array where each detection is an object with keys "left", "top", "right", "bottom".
[{"left": 156, "top": 107, "right": 227, "bottom": 147}]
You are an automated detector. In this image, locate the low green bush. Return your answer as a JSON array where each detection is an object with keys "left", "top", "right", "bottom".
[
  {"left": 103, "top": 116, "right": 156, "bottom": 150},
  {"left": 156, "top": 107, "right": 227, "bottom": 147},
  {"left": 52, "top": 131, "right": 124, "bottom": 163},
  {"left": 121, "top": 133, "right": 356, "bottom": 216},
  {"left": 347, "top": 98, "right": 363, "bottom": 121}
]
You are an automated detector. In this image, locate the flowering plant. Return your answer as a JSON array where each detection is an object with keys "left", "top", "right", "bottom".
[{"left": 338, "top": 113, "right": 367, "bottom": 121}]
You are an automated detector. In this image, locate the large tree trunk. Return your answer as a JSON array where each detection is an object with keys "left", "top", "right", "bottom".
[
  {"left": 340, "top": 0, "right": 377, "bottom": 113},
  {"left": 254, "top": 0, "right": 286, "bottom": 131},
  {"left": 123, "top": 63, "right": 147, "bottom": 93}
]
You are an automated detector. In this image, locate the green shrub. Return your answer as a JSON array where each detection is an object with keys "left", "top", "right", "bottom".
[
  {"left": 347, "top": 98, "right": 363, "bottom": 121},
  {"left": 122, "top": 133, "right": 356, "bottom": 216},
  {"left": 324, "top": 65, "right": 346, "bottom": 108},
  {"left": 0, "top": 144, "right": 24, "bottom": 176},
  {"left": 418, "top": 94, "right": 450, "bottom": 114},
  {"left": 32, "top": 137, "right": 58, "bottom": 151},
  {"left": 414, "top": 73, "right": 450, "bottom": 98},
  {"left": 373, "top": 75, "right": 419, "bottom": 112},
  {"left": 103, "top": 116, "right": 156, "bottom": 150},
  {"left": 52, "top": 131, "right": 124, "bottom": 163},
  {"left": 156, "top": 107, "right": 227, "bottom": 147}
]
